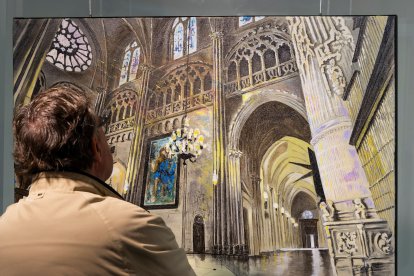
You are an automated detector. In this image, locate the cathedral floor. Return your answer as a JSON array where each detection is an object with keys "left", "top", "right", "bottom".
[{"left": 187, "top": 249, "right": 334, "bottom": 276}]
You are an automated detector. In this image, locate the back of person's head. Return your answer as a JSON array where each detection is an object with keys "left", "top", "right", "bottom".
[{"left": 13, "top": 86, "right": 97, "bottom": 186}]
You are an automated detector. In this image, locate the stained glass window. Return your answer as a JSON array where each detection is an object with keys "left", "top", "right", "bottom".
[
  {"left": 172, "top": 17, "right": 197, "bottom": 60},
  {"left": 130, "top": 48, "right": 140, "bottom": 79},
  {"left": 174, "top": 23, "right": 184, "bottom": 59},
  {"left": 188, "top": 17, "right": 197, "bottom": 54},
  {"left": 119, "top": 51, "right": 131, "bottom": 86},
  {"left": 46, "top": 19, "right": 92, "bottom": 72},
  {"left": 119, "top": 41, "right": 140, "bottom": 86},
  {"left": 239, "top": 16, "right": 253, "bottom": 26},
  {"left": 239, "top": 16, "right": 266, "bottom": 27}
]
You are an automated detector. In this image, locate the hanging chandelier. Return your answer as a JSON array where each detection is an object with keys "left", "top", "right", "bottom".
[
  {"left": 165, "top": 117, "right": 204, "bottom": 164},
  {"left": 165, "top": 36, "right": 206, "bottom": 165}
]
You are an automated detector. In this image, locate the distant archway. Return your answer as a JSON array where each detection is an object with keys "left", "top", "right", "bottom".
[{"left": 291, "top": 192, "right": 320, "bottom": 248}]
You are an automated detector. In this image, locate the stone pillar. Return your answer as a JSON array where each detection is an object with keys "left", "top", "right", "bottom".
[
  {"left": 279, "top": 208, "right": 286, "bottom": 248},
  {"left": 210, "top": 29, "right": 228, "bottom": 255},
  {"left": 228, "top": 149, "right": 246, "bottom": 255},
  {"left": 275, "top": 204, "right": 281, "bottom": 249},
  {"left": 269, "top": 189, "right": 277, "bottom": 250},
  {"left": 250, "top": 175, "right": 262, "bottom": 255},
  {"left": 124, "top": 64, "right": 154, "bottom": 202},
  {"left": 288, "top": 16, "right": 394, "bottom": 275},
  {"left": 94, "top": 87, "right": 107, "bottom": 115},
  {"left": 13, "top": 19, "right": 61, "bottom": 106}
]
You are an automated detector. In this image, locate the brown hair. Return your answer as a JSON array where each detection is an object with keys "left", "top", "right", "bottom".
[{"left": 13, "top": 86, "right": 97, "bottom": 185}]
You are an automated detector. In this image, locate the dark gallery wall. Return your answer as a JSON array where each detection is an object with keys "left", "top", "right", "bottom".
[{"left": 1, "top": 0, "right": 414, "bottom": 275}]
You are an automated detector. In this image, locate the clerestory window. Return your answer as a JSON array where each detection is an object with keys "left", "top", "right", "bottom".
[
  {"left": 172, "top": 17, "right": 197, "bottom": 60},
  {"left": 239, "top": 16, "right": 265, "bottom": 27},
  {"left": 119, "top": 41, "right": 141, "bottom": 86}
]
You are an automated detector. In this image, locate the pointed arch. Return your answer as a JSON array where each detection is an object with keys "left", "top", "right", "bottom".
[
  {"left": 172, "top": 17, "right": 197, "bottom": 60},
  {"left": 188, "top": 17, "right": 197, "bottom": 54},
  {"left": 173, "top": 23, "right": 184, "bottom": 59},
  {"left": 119, "top": 41, "right": 141, "bottom": 86}
]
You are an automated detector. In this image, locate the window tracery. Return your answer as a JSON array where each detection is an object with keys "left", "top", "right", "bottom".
[
  {"left": 119, "top": 41, "right": 141, "bottom": 86},
  {"left": 239, "top": 16, "right": 265, "bottom": 27},
  {"left": 224, "top": 26, "right": 297, "bottom": 95},
  {"left": 146, "top": 63, "right": 213, "bottom": 123},
  {"left": 46, "top": 19, "right": 92, "bottom": 72},
  {"left": 172, "top": 17, "right": 197, "bottom": 60},
  {"left": 104, "top": 90, "right": 138, "bottom": 143}
]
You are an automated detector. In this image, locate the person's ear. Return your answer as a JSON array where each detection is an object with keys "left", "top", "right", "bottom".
[{"left": 91, "top": 132, "right": 102, "bottom": 163}]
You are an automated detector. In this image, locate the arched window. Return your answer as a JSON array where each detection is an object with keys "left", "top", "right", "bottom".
[
  {"left": 173, "top": 22, "right": 184, "bottom": 59},
  {"left": 119, "top": 41, "right": 140, "bottom": 86},
  {"left": 301, "top": 210, "right": 314, "bottom": 219},
  {"left": 172, "top": 17, "right": 197, "bottom": 60},
  {"left": 188, "top": 17, "right": 197, "bottom": 54},
  {"left": 239, "top": 16, "right": 265, "bottom": 27},
  {"left": 46, "top": 19, "right": 92, "bottom": 72}
]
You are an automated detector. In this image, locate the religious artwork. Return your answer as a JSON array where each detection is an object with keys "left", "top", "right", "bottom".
[
  {"left": 13, "top": 15, "right": 396, "bottom": 275},
  {"left": 142, "top": 135, "right": 180, "bottom": 209}
]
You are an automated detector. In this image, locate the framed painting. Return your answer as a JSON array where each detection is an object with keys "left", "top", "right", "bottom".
[
  {"left": 12, "top": 15, "right": 396, "bottom": 275},
  {"left": 142, "top": 134, "right": 180, "bottom": 209}
]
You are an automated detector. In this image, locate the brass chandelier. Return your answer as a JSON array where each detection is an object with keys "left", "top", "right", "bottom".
[{"left": 165, "top": 117, "right": 204, "bottom": 164}]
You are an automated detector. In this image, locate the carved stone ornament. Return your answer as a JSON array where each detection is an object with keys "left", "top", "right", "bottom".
[
  {"left": 314, "top": 17, "right": 353, "bottom": 98},
  {"left": 322, "top": 58, "right": 346, "bottom": 97},
  {"left": 353, "top": 198, "right": 367, "bottom": 219},
  {"left": 320, "top": 200, "right": 335, "bottom": 222},
  {"left": 288, "top": 17, "right": 354, "bottom": 98},
  {"left": 336, "top": 231, "right": 358, "bottom": 255},
  {"left": 374, "top": 232, "right": 393, "bottom": 254}
]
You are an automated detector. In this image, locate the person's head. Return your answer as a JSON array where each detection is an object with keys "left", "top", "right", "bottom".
[{"left": 13, "top": 86, "right": 113, "bottom": 186}]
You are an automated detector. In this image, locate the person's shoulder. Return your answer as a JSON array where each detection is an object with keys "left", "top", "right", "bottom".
[
  {"left": 0, "top": 202, "right": 19, "bottom": 222},
  {"left": 94, "top": 196, "right": 164, "bottom": 230},
  {"left": 98, "top": 196, "right": 150, "bottom": 217}
]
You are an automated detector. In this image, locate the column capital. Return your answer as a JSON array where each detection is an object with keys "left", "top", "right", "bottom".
[
  {"left": 210, "top": 31, "right": 224, "bottom": 41},
  {"left": 139, "top": 63, "right": 156, "bottom": 73},
  {"left": 250, "top": 175, "right": 261, "bottom": 183},
  {"left": 288, "top": 16, "right": 353, "bottom": 98},
  {"left": 228, "top": 148, "right": 243, "bottom": 158},
  {"left": 96, "top": 87, "right": 107, "bottom": 94}
]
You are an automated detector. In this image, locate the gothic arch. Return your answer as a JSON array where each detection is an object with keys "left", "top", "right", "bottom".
[
  {"left": 120, "top": 19, "right": 147, "bottom": 64},
  {"left": 228, "top": 89, "right": 307, "bottom": 149},
  {"left": 260, "top": 136, "right": 315, "bottom": 210},
  {"left": 285, "top": 186, "right": 318, "bottom": 214}
]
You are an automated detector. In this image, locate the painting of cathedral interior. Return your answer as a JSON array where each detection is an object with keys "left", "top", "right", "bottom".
[{"left": 13, "top": 16, "right": 395, "bottom": 275}]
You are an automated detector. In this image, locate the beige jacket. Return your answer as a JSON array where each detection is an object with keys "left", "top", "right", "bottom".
[{"left": 0, "top": 172, "right": 196, "bottom": 276}]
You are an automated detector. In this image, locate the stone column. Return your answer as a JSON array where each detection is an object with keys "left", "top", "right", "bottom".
[
  {"left": 250, "top": 175, "right": 262, "bottom": 255},
  {"left": 288, "top": 16, "right": 394, "bottom": 275},
  {"left": 228, "top": 149, "right": 246, "bottom": 255},
  {"left": 210, "top": 29, "right": 228, "bottom": 255},
  {"left": 14, "top": 19, "right": 61, "bottom": 106},
  {"left": 279, "top": 208, "right": 286, "bottom": 248},
  {"left": 124, "top": 64, "right": 154, "bottom": 203},
  {"left": 275, "top": 204, "right": 281, "bottom": 249},
  {"left": 94, "top": 87, "right": 107, "bottom": 116}
]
